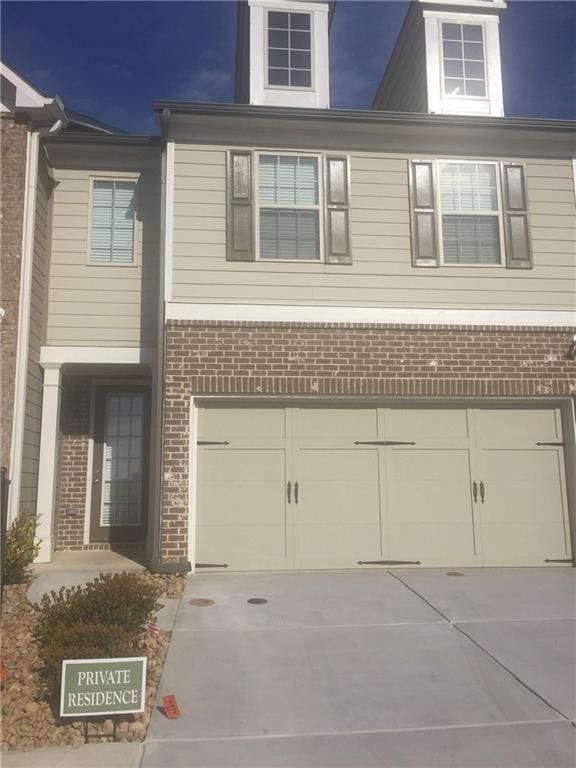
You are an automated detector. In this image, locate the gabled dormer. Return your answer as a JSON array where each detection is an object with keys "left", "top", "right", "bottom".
[
  {"left": 235, "top": 0, "right": 334, "bottom": 108},
  {"left": 372, "top": 0, "right": 506, "bottom": 117}
]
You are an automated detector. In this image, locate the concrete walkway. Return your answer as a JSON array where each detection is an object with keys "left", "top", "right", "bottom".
[{"left": 143, "top": 568, "right": 576, "bottom": 767}]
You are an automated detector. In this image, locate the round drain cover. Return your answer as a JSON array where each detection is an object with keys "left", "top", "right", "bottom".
[
  {"left": 445, "top": 571, "right": 464, "bottom": 577},
  {"left": 247, "top": 598, "right": 268, "bottom": 605},
  {"left": 188, "top": 598, "right": 215, "bottom": 607}
]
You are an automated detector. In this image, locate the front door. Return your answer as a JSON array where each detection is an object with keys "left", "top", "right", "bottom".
[{"left": 90, "top": 387, "right": 150, "bottom": 543}]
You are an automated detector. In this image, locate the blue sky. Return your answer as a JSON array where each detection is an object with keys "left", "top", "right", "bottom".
[{"left": 2, "top": 1, "right": 575, "bottom": 133}]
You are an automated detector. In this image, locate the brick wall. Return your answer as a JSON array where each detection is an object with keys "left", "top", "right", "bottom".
[
  {"left": 0, "top": 116, "right": 28, "bottom": 471},
  {"left": 160, "top": 320, "right": 576, "bottom": 563},
  {"left": 55, "top": 377, "right": 91, "bottom": 550}
]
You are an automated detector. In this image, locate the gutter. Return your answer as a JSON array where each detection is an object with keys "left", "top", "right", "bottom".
[
  {"left": 152, "top": 100, "right": 576, "bottom": 134},
  {"left": 7, "top": 111, "right": 67, "bottom": 525}
]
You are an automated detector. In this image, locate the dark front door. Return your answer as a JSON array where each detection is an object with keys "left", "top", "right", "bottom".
[{"left": 90, "top": 386, "right": 150, "bottom": 543}]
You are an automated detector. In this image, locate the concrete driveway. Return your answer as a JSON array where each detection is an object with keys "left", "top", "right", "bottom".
[{"left": 143, "top": 569, "right": 576, "bottom": 767}]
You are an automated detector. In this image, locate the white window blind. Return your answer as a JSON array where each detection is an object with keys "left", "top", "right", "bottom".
[
  {"left": 439, "top": 163, "right": 501, "bottom": 265},
  {"left": 258, "top": 155, "right": 320, "bottom": 260},
  {"left": 91, "top": 180, "right": 136, "bottom": 263}
]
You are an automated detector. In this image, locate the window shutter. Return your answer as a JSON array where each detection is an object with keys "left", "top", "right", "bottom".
[
  {"left": 325, "top": 156, "right": 351, "bottom": 264},
  {"left": 502, "top": 164, "right": 533, "bottom": 269},
  {"left": 409, "top": 160, "right": 439, "bottom": 267},
  {"left": 226, "top": 151, "right": 254, "bottom": 261}
]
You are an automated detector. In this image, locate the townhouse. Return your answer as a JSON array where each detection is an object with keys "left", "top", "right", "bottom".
[{"left": 1, "top": 0, "right": 575, "bottom": 574}]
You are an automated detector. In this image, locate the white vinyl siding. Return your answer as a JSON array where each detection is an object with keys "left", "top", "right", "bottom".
[
  {"left": 442, "top": 23, "right": 486, "bottom": 98},
  {"left": 90, "top": 180, "right": 136, "bottom": 264},
  {"left": 258, "top": 155, "right": 320, "bottom": 261},
  {"left": 439, "top": 162, "right": 501, "bottom": 265},
  {"left": 171, "top": 145, "right": 576, "bottom": 311}
]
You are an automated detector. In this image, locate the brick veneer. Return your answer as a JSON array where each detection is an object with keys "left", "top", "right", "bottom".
[
  {"left": 0, "top": 116, "right": 28, "bottom": 471},
  {"left": 55, "top": 377, "right": 91, "bottom": 550},
  {"left": 159, "top": 320, "right": 576, "bottom": 563}
]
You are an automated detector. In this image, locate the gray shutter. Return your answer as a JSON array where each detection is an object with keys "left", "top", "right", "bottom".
[
  {"left": 502, "top": 164, "right": 533, "bottom": 269},
  {"left": 409, "top": 160, "right": 439, "bottom": 267},
  {"left": 226, "top": 151, "right": 254, "bottom": 261},
  {"left": 325, "top": 156, "right": 351, "bottom": 264}
]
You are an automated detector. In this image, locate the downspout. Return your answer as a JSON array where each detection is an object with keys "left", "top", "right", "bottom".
[{"left": 7, "top": 117, "right": 64, "bottom": 524}]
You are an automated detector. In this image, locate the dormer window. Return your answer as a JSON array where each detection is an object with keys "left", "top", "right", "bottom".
[
  {"left": 442, "top": 23, "right": 486, "bottom": 98},
  {"left": 267, "top": 10, "right": 312, "bottom": 88}
]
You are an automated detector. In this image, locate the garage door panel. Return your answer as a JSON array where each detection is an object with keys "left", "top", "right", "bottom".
[
  {"left": 475, "top": 408, "right": 561, "bottom": 443},
  {"left": 294, "top": 524, "right": 382, "bottom": 569},
  {"left": 199, "top": 406, "right": 286, "bottom": 439},
  {"left": 293, "top": 407, "right": 378, "bottom": 438},
  {"left": 387, "top": 450, "right": 474, "bottom": 524},
  {"left": 294, "top": 448, "right": 382, "bottom": 565},
  {"left": 480, "top": 523, "right": 569, "bottom": 566},
  {"left": 389, "top": 523, "right": 477, "bottom": 566},
  {"left": 385, "top": 408, "right": 470, "bottom": 439},
  {"left": 483, "top": 449, "right": 564, "bottom": 482},
  {"left": 198, "top": 450, "right": 286, "bottom": 526},
  {"left": 196, "top": 525, "right": 288, "bottom": 570}
]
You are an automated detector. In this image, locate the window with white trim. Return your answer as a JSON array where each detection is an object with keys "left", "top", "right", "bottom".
[
  {"left": 442, "top": 23, "right": 486, "bottom": 98},
  {"left": 90, "top": 179, "right": 136, "bottom": 264},
  {"left": 258, "top": 154, "right": 320, "bottom": 260},
  {"left": 267, "top": 10, "right": 312, "bottom": 88},
  {"left": 439, "top": 162, "right": 501, "bottom": 265}
]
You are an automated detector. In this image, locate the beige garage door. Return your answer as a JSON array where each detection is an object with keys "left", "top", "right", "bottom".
[{"left": 195, "top": 405, "right": 572, "bottom": 571}]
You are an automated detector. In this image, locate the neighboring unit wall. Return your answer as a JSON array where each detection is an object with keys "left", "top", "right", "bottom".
[
  {"left": 171, "top": 145, "right": 576, "bottom": 311},
  {"left": 0, "top": 115, "right": 27, "bottom": 471},
  {"left": 159, "top": 320, "right": 576, "bottom": 563},
  {"left": 20, "top": 153, "right": 53, "bottom": 515},
  {"left": 45, "top": 143, "right": 161, "bottom": 348}
]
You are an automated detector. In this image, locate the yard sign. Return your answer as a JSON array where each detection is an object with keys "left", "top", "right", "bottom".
[{"left": 60, "top": 657, "right": 147, "bottom": 717}]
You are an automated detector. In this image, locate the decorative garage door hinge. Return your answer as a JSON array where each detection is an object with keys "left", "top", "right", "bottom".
[
  {"left": 197, "top": 441, "right": 230, "bottom": 446},
  {"left": 195, "top": 563, "right": 229, "bottom": 568},
  {"left": 536, "top": 442, "right": 565, "bottom": 446},
  {"left": 544, "top": 559, "right": 572, "bottom": 563},
  {"left": 353, "top": 441, "right": 416, "bottom": 446},
  {"left": 358, "top": 560, "right": 422, "bottom": 566}
]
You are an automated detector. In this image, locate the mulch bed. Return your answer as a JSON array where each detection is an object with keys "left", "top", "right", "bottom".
[{"left": 0, "top": 573, "right": 185, "bottom": 750}]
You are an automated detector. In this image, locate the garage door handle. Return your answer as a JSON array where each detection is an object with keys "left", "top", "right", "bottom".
[
  {"left": 294, "top": 481, "right": 299, "bottom": 504},
  {"left": 472, "top": 481, "right": 478, "bottom": 502},
  {"left": 479, "top": 481, "right": 485, "bottom": 503},
  {"left": 287, "top": 481, "right": 292, "bottom": 504}
]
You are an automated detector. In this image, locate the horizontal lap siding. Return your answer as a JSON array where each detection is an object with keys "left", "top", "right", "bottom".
[
  {"left": 46, "top": 154, "right": 160, "bottom": 347},
  {"left": 21, "top": 157, "right": 52, "bottom": 515},
  {"left": 172, "top": 145, "right": 576, "bottom": 311}
]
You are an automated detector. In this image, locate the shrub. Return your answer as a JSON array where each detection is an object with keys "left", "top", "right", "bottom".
[
  {"left": 40, "top": 621, "right": 138, "bottom": 693},
  {"left": 34, "top": 572, "right": 161, "bottom": 650},
  {"left": 2, "top": 516, "right": 40, "bottom": 584}
]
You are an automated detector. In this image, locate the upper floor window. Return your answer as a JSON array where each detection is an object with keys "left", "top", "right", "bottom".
[
  {"left": 267, "top": 11, "right": 312, "bottom": 88},
  {"left": 258, "top": 154, "right": 320, "bottom": 260},
  {"left": 439, "top": 162, "right": 501, "bottom": 265},
  {"left": 90, "top": 179, "right": 136, "bottom": 264},
  {"left": 442, "top": 23, "right": 486, "bottom": 97}
]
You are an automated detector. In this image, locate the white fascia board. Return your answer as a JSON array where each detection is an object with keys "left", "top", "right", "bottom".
[
  {"left": 249, "top": 0, "right": 330, "bottom": 12},
  {"left": 166, "top": 303, "right": 576, "bottom": 328},
  {"left": 39, "top": 346, "right": 157, "bottom": 366}
]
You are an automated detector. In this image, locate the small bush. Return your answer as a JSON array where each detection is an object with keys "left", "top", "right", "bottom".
[
  {"left": 40, "top": 621, "right": 138, "bottom": 693},
  {"left": 34, "top": 572, "right": 160, "bottom": 650},
  {"left": 2, "top": 516, "right": 40, "bottom": 584}
]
